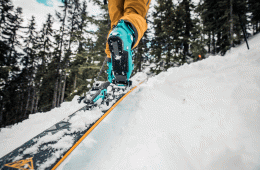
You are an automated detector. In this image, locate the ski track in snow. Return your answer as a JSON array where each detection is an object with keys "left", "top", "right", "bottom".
[{"left": 1, "top": 33, "right": 260, "bottom": 169}]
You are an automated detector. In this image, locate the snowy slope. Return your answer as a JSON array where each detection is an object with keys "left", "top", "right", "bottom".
[
  {"left": 59, "top": 34, "right": 260, "bottom": 170},
  {"left": 1, "top": 33, "right": 260, "bottom": 170}
]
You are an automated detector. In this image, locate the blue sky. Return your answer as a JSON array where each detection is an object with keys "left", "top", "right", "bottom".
[{"left": 36, "top": 0, "right": 62, "bottom": 7}]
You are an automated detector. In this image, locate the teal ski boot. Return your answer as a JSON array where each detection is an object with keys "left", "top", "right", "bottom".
[{"left": 107, "top": 20, "right": 136, "bottom": 86}]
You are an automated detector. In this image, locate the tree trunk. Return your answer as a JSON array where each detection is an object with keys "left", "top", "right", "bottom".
[
  {"left": 166, "top": 50, "right": 169, "bottom": 68},
  {"left": 15, "top": 93, "right": 21, "bottom": 123},
  {"left": 34, "top": 90, "right": 39, "bottom": 113},
  {"left": 52, "top": 78, "right": 58, "bottom": 108},
  {"left": 57, "top": 72, "right": 63, "bottom": 107},
  {"left": 257, "top": 21, "right": 259, "bottom": 33},
  {"left": 213, "top": 31, "right": 216, "bottom": 55},
  {"left": 183, "top": 0, "right": 191, "bottom": 56},
  {"left": 230, "top": 0, "right": 233, "bottom": 47},
  {"left": 25, "top": 87, "right": 31, "bottom": 118},
  {"left": 217, "top": 32, "right": 221, "bottom": 53},
  {"left": 139, "top": 53, "right": 142, "bottom": 72},
  {"left": 30, "top": 87, "right": 35, "bottom": 114},
  {"left": 208, "top": 31, "right": 211, "bottom": 53},
  {"left": 0, "top": 101, "right": 4, "bottom": 127},
  {"left": 20, "top": 91, "right": 24, "bottom": 117},
  {"left": 2, "top": 100, "right": 7, "bottom": 127},
  {"left": 53, "top": 3, "right": 67, "bottom": 108},
  {"left": 252, "top": 24, "right": 256, "bottom": 35},
  {"left": 74, "top": 74, "right": 77, "bottom": 89},
  {"left": 61, "top": 73, "right": 67, "bottom": 103},
  {"left": 138, "top": 43, "right": 142, "bottom": 72}
]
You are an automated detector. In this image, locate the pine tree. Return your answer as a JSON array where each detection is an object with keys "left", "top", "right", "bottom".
[
  {"left": 200, "top": 0, "right": 216, "bottom": 54},
  {"left": 169, "top": 1, "right": 185, "bottom": 65},
  {"left": 68, "top": 0, "right": 109, "bottom": 98},
  {"left": 133, "top": 29, "right": 150, "bottom": 73},
  {"left": 0, "top": 0, "right": 13, "bottom": 88},
  {"left": 200, "top": 0, "right": 229, "bottom": 55},
  {"left": 248, "top": 0, "right": 260, "bottom": 34},
  {"left": 36, "top": 13, "right": 54, "bottom": 112},
  {"left": 190, "top": 1, "right": 207, "bottom": 61},
  {"left": 179, "top": 0, "right": 193, "bottom": 57},
  {"left": 22, "top": 16, "right": 39, "bottom": 118},
  {"left": 151, "top": 0, "right": 197, "bottom": 70},
  {"left": 199, "top": 0, "right": 248, "bottom": 56},
  {"left": 6, "top": 7, "right": 23, "bottom": 121},
  {"left": 56, "top": 0, "right": 81, "bottom": 106},
  {"left": 52, "top": 0, "right": 70, "bottom": 108},
  {"left": 151, "top": 0, "right": 165, "bottom": 74},
  {"left": 0, "top": 6, "right": 23, "bottom": 83},
  {"left": 216, "top": 0, "right": 231, "bottom": 55},
  {"left": 154, "top": 0, "right": 172, "bottom": 69},
  {"left": 0, "top": 2, "right": 24, "bottom": 126},
  {"left": 38, "top": 14, "right": 54, "bottom": 76},
  {"left": 67, "top": 0, "right": 95, "bottom": 99},
  {"left": 0, "top": 0, "right": 13, "bottom": 30},
  {"left": 92, "top": 0, "right": 109, "bottom": 80},
  {"left": 233, "top": 0, "right": 248, "bottom": 44}
]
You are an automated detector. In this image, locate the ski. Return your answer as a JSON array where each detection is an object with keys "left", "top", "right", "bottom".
[{"left": 0, "top": 80, "right": 142, "bottom": 170}]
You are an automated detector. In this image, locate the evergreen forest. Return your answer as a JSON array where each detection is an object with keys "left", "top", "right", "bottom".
[{"left": 0, "top": 0, "right": 260, "bottom": 128}]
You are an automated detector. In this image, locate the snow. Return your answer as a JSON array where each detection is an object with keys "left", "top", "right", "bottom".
[
  {"left": 0, "top": 96, "right": 85, "bottom": 158},
  {"left": 69, "top": 109, "right": 104, "bottom": 132},
  {"left": 60, "top": 34, "right": 260, "bottom": 170},
  {"left": 1, "top": 33, "right": 260, "bottom": 169}
]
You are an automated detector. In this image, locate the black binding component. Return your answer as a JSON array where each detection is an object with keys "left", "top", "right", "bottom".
[{"left": 108, "top": 35, "right": 129, "bottom": 84}]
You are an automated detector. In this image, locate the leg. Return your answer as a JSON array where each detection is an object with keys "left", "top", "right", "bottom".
[
  {"left": 106, "top": 0, "right": 124, "bottom": 83},
  {"left": 108, "top": 0, "right": 124, "bottom": 29},
  {"left": 105, "top": 0, "right": 151, "bottom": 58},
  {"left": 105, "top": 0, "right": 151, "bottom": 85}
]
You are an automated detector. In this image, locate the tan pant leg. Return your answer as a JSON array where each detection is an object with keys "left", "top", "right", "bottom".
[
  {"left": 108, "top": 0, "right": 124, "bottom": 29},
  {"left": 105, "top": 0, "right": 124, "bottom": 58}
]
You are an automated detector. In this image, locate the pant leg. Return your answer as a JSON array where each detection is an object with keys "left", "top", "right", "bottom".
[
  {"left": 124, "top": 0, "right": 150, "bottom": 19},
  {"left": 105, "top": 0, "right": 151, "bottom": 58},
  {"left": 108, "top": 0, "right": 124, "bottom": 29},
  {"left": 105, "top": 0, "right": 124, "bottom": 58}
]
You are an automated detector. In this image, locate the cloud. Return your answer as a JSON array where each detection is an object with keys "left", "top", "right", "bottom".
[
  {"left": 12, "top": 0, "right": 101, "bottom": 31},
  {"left": 13, "top": 0, "right": 63, "bottom": 30}
]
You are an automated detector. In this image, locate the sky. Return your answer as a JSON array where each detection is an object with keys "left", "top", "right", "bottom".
[
  {"left": 36, "top": 0, "right": 61, "bottom": 7},
  {"left": 13, "top": 0, "right": 62, "bottom": 29},
  {"left": 12, "top": 0, "right": 200, "bottom": 31},
  {"left": 12, "top": 0, "right": 102, "bottom": 31},
  {"left": 1, "top": 32, "right": 260, "bottom": 169}
]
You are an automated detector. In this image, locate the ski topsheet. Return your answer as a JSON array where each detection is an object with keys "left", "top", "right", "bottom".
[{"left": 0, "top": 81, "right": 143, "bottom": 170}]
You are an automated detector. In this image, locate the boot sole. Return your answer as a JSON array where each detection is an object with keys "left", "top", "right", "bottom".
[{"left": 108, "top": 35, "right": 129, "bottom": 84}]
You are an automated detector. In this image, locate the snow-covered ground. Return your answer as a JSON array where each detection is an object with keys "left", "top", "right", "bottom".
[
  {"left": 1, "top": 33, "right": 260, "bottom": 170},
  {"left": 0, "top": 97, "right": 85, "bottom": 158}
]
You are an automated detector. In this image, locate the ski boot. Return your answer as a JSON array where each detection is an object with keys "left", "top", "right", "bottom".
[{"left": 107, "top": 20, "right": 135, "bottom": 86}]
